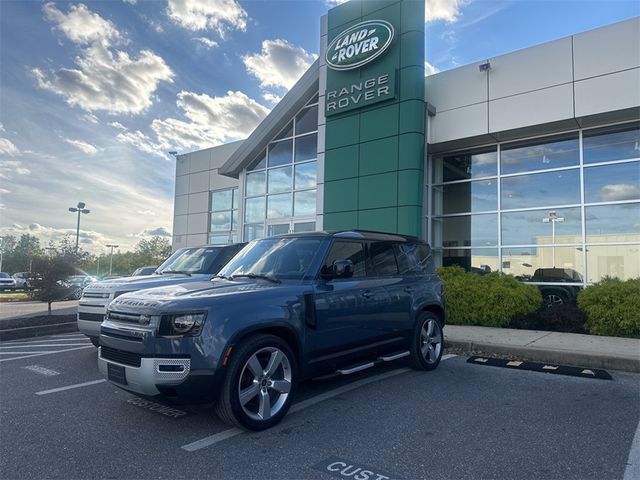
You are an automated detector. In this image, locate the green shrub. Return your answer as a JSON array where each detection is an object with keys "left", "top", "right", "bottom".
[
  {"left": 437, "top": 266, "right": 542, "bottom": 327},
  {"left": 578, "top": 277, "right": 640, "bottom": 338}
]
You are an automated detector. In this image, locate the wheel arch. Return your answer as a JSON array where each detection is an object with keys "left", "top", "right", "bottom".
[
  {"left": 418, "top": 303, "right": 445, "bottom": 328},
  {"left": 226, "top": 323, "right": 302, "bottom": 366}
]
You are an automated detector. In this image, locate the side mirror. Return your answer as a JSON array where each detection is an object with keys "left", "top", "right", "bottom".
[{"left": 332, "top": 259, "right": 354, "bottom": 278}]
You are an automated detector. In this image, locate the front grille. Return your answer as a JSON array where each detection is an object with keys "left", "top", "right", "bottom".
[
  {"left": 78, "top": 312, "right": 105, "bottom": 322},
  {"left": 101, "top": 346, "right": 142, "bottom": 367},
  {"left": 107, "top": 310, "right": 141, "bottom": 324},
  {"left": 83, "top": 292, "right": 110, "bottom": 299}
]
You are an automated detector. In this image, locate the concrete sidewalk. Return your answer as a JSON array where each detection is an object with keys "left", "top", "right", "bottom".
[{"left": 445, "top": 325, "right": 640, "bottom": 373}]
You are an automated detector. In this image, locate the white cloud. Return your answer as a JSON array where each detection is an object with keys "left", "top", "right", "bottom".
[
  {"left": 166, "top": 0, "right": 247, "bottom": 36},
  {"left": 43, "top": 2, "right": 122, "bottom": 47},
  {"left": 108, "top": 121, "right": 127, "bottom": 130},
  {"left": 0, "top": 159, "right": 30, "bottom": 178},
  {"left": 243, "top": 39, "right": 317, "bottom": 91},
  {"left": 81, "top": 113, "right": 99, "bottom": 124},
  {"left": 123, "top": 0, "right": 137, "bottom": 4},
  {"left": 426, "top": 0, "right": 468, "bottom": 23},
  {"left": 326, "top": 0, "right": 349, "bottom": 6},
  {"left": 35, "top": 3, "right": 173, "bottom": 115},
  {"left": 195, "top": 37, "right": 218, "bottom": 48},
  {"left": 425, "top": 61, "right": 440, "bottom": 76},
  {"left": 0, "top": 138, "right": 20, "bottom": 156},
  {"left": 140, "top": 227, "right": 172, "bottom": 237},
  {"left": 151, "top": 90, "right": 269, "bottom": 151},
  {"left": 116, "top": 130, "right": 168, "bottom": 159},
  {"left": 599, "top": 184, "right": 640, "bottom": 202},
  {"left": 0, "top": 123, "right": 5, "bottom": 132},
  {"left": 65, "top": 138, "right": 99, "bottom": 155},
  {"left": 263, "top": 92, "right": 283, "bottom": 104}
]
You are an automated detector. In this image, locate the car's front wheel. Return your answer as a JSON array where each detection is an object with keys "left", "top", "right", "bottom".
[
  {"left": 409, "top": 312, "right": 443, "bottom": 371},
  {"left": 215, "top": 334, "right": 297, "bottom": 430}
]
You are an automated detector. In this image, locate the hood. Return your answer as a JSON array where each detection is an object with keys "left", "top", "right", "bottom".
[{"left": 83, "top": 273, "right": 212, "bottom": 294}]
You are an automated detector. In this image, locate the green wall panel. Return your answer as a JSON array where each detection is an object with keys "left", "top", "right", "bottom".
[
  {"left": 359, "top": 137, "right": 398, "bottom": 176},
  {"left": 399, "top": 100, "right": 425, "bottom": 135},
  {"left": 324, "top": 211, "right": 359, "bottom": 230},
  {"left": 399, "top": 66, "right": 425, "bottom": 101},
  {"left": 359, "top": 207, "right": 397, "bottom": 232},
  {"left": 397, "top": 169, "right": 423, "bottom": 206},
  {"left": 324, "top": 178, "right": 358, "bottom": 213},
  {"left": 325, "top": 114, "right": 359, "bottom": 150},
  {"left": 397, "top": 205, "right": 421, "bottom": 236},
  {"left": 325, "top": 145, "right": 359, "bottom": 181},
  {"left": 359, "top": 172, "right": 398, "bottom": 209},
  {"left": 362, "top": 0, "right": 400, "bottom": 16},
  {"left": 398, "top": 133, "right": 424, "bottom": 170},
  {"left": 401, "top": 0, "right": 425, "bottom": 32},
  {"left": 400, "top": 30, "right": 425, "bottom": 68},
  {"left": 360, "top": 104, "right": 399, "bottom": 142},
  {"left": 327, "top": 0, "right": 362, "bottom": 30}
]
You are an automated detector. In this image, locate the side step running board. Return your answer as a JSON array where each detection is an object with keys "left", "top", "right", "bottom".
[
  {"left": 337, "top": 362, "right": 375, "bottom": 375},
  {"left": 336, "top": 350, "right": 411, "bottom": 376},
  {"left": 379, "top": 351, "right": 410, "bottom": 362}
]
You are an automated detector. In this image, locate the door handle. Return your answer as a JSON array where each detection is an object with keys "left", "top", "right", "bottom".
[
  {"left": 404, "top": 287, "right": 414, "bottom": 293},
  {"left": 361, "top": 290, "right": 373, "bottom": 299}
]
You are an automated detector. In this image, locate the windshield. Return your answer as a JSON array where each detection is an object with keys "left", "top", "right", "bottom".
[
  {"left": 157, "top": 247, "right": 225, "bottom": 275},
  {"left": 219, "top": 237, "right": 322, "bottom": 281},
  {"left": 0, "top": 273, "right": 9, "bottom": 278}
]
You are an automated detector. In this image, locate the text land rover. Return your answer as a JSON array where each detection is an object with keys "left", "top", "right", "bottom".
[{"left": 98, "top": 231, "right": 445, "bottom": 430}]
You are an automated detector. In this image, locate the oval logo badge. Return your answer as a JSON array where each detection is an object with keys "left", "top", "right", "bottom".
[{"left": 326, "top": 20, "right": 394, "bottom": 71}]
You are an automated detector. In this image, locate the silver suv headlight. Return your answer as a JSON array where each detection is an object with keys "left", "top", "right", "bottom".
[{"left": 159, "top": 312, "right": 207, "bottom": 337}]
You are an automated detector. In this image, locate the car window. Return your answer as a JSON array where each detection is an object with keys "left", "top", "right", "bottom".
[
  {"left": 321, "top": 241, "right": 366, "bottom": 278},
  {"left": 395, "top": 243, "right": 434, "bottom": 274},
  {"left": 369, "top": 242, "right": 399, "bottom": 276}
]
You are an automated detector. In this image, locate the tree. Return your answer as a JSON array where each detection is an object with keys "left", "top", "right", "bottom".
[
  {"left": 30, "top": 255, "right": 75, "bottom": 315},
  {"left": 1, "top": 234, "right": 42, "bottom": 273},
  {"left": 135, "top": 237, "right": 172, "bottom": 266}
]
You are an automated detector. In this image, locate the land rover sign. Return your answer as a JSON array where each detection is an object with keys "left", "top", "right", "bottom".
[{"left": 326, "top": 20, "right": 394, "bottom": 71}]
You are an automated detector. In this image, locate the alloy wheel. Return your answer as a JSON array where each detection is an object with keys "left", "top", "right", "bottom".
[{"left": 420, "top": 318, "right": 442, "bottom": 364}]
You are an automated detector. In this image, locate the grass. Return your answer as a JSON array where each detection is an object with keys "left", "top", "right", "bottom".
[{"left": 0, "top": 292, "right": 31, "bottom": 301}]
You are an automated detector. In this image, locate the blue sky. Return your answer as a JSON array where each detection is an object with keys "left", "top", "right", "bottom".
[{"left": 0, "top": 0, "right": 638, "bottom": 253}]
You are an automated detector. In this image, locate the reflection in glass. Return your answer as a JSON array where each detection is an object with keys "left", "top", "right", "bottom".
[
  {"left": 434, "top": 214, "right": 498, "bottom": 247},
  {"left": 441, "top": 248, "right": 498, "bottom": 273},
  {"left": 209, "top": 234, "right": 231, "bottom": 245},
  {"left": 583, "top": 125, "right": 640, "bottom": 164},
  {"left": 586, "top": 203, "right": 640, "bottom": 243},
  {"left": 244, "top": 223, "right": 264, "bottom": 241},
  {"left": 268, "top": 166, "right": 293, "bottom": 194},
  {"left": 295, "top": 162, "right": 317, "bottom": 190},
  {"left": 294, "top": 221, "right": 316, "bottom": 233},
  {"left": 245, "top": 197, "right": 265, "bottom": 223},
  {"left": 232, "top": 210, "right": 238, "bottom": 230},
  {"left": 583, "top": 161, "right": 640, "bottom": 203},
  {"left": 433, "top": 179, "right": 497, "bottom": 215},
  {"left": 295, "top": 133, "right": 317, "bottom": 162},
  {"left": 210, "top": 211, "right": 231, "bottom": 231},
  {"left": 211, "top": 189, "right": 233, "bottom": 212},
  {"left": 501, "top": 134, "right": 579, "bottom": 174},
  {"left": 295, "top": 105, "right": 318, "bottom": 135},
  {"left": 294, "top": 190, "right": 316, "bottom": 217},
  {"left": 501, "top": 246, "right": 584, "bottom": 280},
  {"left": 586, "top": 244, "right": 640, "bottom": 282},
  {"left": 501, "top": 169, "right": 580, "bottom": 210},
  {"left": 268, "top": 139, "right": 293, "bottom": 167},
  {"left": 268, "top": 224, "right": 290, "bottom": 236},
  {"left": 246, "top": 171, "right": 266, "bottom": 196},
  {"left": 249, "top": 152, "right": 266, "bottom": 171},
  {"left": 274, "top": 120, "right": 293, "bottom": 140},
  {"left": 232, "top": 191, "right": 239, "bottom": 210},
  {"left": 434, "top": 149, "right": 497, "bottom": 182},
  {"left": 268, "top": 193, "right": 292, "bottom": 218},
  {"left": 502, "top": 208, "right": 582, "bottom": 245}
]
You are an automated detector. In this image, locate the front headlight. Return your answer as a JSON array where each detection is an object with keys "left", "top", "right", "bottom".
[{"left": 159, "top": 312, "right": 207, "bottom": 337}]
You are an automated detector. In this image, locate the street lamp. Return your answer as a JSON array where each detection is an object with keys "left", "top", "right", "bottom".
[
  {"left": 105, "top": 244, "right": 119, "bottom": 276},
  {"left": 68, "top": 202, "right": 90, "bottom": 254},
  {"left": 542, "top": 210, "right": 565, "bottom": 267}
]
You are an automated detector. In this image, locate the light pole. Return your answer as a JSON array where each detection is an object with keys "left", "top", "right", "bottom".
[
  {"left": 68, "top": 202, "right": 90, "bottom": 254},
  {"left": 106, "top": 244, "right": 119, "bottom": 276},
  {"left": 542, "top": 210, "right": 565, "bottom": 267}
]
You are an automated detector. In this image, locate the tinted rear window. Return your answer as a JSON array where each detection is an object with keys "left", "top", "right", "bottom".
[
  {"left": 321, "top": 241, "right": 366, "bottom": 277},
  {"left": 369, "top": 242, "right": 399, "bottom": 276},
  {"left": 395, "top": 243, "right": 434, "bottom": 274}
]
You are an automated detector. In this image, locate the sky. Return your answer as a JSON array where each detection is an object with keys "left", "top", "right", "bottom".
[{"left": 0, "top": 0, "right": 638, "bottom": 254}]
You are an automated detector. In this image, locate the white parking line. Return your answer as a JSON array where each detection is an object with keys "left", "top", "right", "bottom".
[
  {"left": 0, "top": 343, "right": 91, "bottom": 349},
  {"left": 35, "top": 379, "right": 106, "bottom": 396},
  {"left": 182, "top": 354, "right": 458, "bottom": 452},
  {"left": 0, "top": 351, "right": 52, "bottom": 355},
  {"left": 0, "top": 345, "right": 94, "bottom": 362}
]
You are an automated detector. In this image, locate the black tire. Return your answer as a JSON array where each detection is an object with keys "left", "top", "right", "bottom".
[
  {"left": 543, "top": 291, "right": 567, "bottom": 309},
  {"left": 409, "top": 312, "right": 444, "bottom": 371},
  {"left": 89, "top": 337, "right": 100, "bottom": 347},
  {"left": 215, "top": 334, "right": 297, "bottom": 431}
]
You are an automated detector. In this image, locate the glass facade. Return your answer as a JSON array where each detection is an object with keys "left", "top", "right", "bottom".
[
  {"left": 243, "top": 95, "right": 318, "bottom": 241},
  {"left": 208, "top": 187, "right": 239, "bottom": 244},
  {"left": 430, "top": 123, "right": 640, "bottom": 285}
]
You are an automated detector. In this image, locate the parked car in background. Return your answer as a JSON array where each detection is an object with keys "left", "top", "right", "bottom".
[
  {"left": 131, "top": 266, "right": 157, "bottom": 276},
  {"left": 98, "top": 231, "right": 446, "bottom": 430},
  {"left": 528, "top": 268, "right": 583, "bottom": 308},
  {"left": 0, "top": 272, "right": 17, "bottom": 291},
  {"left": 12, "top": 272, "right": 35, "bottom": 290},
  {"left": 61, "top": 275, "right": 98, "bottom": 300},
  {"left": 78, "top": 243, "right": 245, "bottom": 347}
]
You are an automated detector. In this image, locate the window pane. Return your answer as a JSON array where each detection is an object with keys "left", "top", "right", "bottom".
[
  {"left": 306, "top": 93, "right": 319, "bottom": 106},
  {"left": 268, "top": 223, "right": 290, "bottom": 236},
  {"left": 245, "top": 197, "right": 265, "bottom": 223},
  {"left": 232, "top": 210, "right": 238, "bottom": 230},
  {"left": 501, "top": 247, "right": 584, "bottom": 281},
  {"left": 249, "top": 152, "right": 266, "bottom": 171},
  {"left": 435, "top": 149, "right": 497, "bottom": 182},
  {"left": 294, "top": 190, "right": 316, "bottom": 217},
  {"left": 321, "top": 241, "right": 366, "bottom": 277},
  {"left": 209, "top": 234, "right": 230, "bottom": 245},
  {"left": 441, "top": 248, "right": 498, "bottom": 274},
  {"left": 434, "top": 214, "right": 498, "bottom": 247},
  {"left": 210, "top": 211, "right": 231, "bottom": 231},
  {"left": 502, "top": 207, "right": 582, "bottom": 245},
  {"left": 274, "top": 120, "right": 293, "bottom": 140},
  {"left": 395, "top": 244, "right": 434, "bottom": 275},
  {"left": 295, "top": 105, "right": 318, "bottom": 135},
  {"left": 586, "top": 203, "right": 640, "bottom": 243},
  {"left": 501, "top": 135, "right": 579, "bottom": 174},
  {"left": 587, "top": 244, "right": 640, "bottom": 282},
  {"left": 267, "top": 193, "right": 292, "bottom": 218},
  {"left": 433, "top": 179, "right": 497, "bottom": 215},
  {"left": 501, "top": 169, "right": 580, "bottom": 210},
  {"left": 369, "top": 242, "right": 399, "bottom": 275},
  {"left": 295, "top": 161, "right": 317, "bottom": 189},
  {"left": 293, "top": 221, "right": 315, "bottom": 233},
  {"left": 268, "top": 166, "right": 293, "bottom": 194},
  {"left": 584, "top": 125, "right": 640, "bottom": 164},
  {"left": 211, "top": 190, "right": 233, "bottom": 211},
  {"left": 268, "top": 139, "right": 293, "bottom": 167},
  {"left": 295, "top": 133, "right": 317, "bottom": 162},
  {"left": 584, "top": 161, "right": 640, "bottom": 203},
  {"left": 246, "top": 171, "right": 266, "bottom": 196},
  {"left": 232, "top": 189, "right": 239, "bottom": 209},
  {"left": 244, "top": 223, "right": 264, "bottom": 241}
]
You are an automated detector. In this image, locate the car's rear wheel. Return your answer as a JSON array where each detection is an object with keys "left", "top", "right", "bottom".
[
  {"left": 543, "top": 292, "right": 566, "bottom": 308},
  {"left": 409, "top": 312, "right": 443, "bottom": 371},
  {"left": 215, "top": 334, "right": 297, "bottom": 430}
]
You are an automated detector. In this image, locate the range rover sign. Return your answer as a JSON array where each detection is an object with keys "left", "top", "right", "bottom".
[{"left": 326, "top": 20, "right": 394, "bottom": 71}]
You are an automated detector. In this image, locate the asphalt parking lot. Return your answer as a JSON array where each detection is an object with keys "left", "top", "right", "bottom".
[{"left": 1, "top": 333, "right": 639, "bottom": 480}]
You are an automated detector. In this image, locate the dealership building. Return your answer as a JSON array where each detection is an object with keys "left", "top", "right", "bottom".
[{"left": 172, "top": 0, "right": 640, "bottom": 287}]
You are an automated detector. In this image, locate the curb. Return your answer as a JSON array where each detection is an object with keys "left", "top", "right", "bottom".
[
  {"left": 0, "top": 322, "right": 78, "bottom": 342},
  {"left": 446, "top": 339, "right": 640, "bottom": 374}
]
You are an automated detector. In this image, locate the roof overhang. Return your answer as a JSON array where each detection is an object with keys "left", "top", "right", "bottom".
[{"left": 219, "top": 59, "right": 319, "bottom": 178}]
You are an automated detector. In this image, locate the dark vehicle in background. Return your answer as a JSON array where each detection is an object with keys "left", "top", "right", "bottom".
[
  {"left": 0, "top": 272, "right": 17, "bottom": 291},
  {"left": 62, "top": 275, "right": 98, "bottom": 300},
  {"left": 12, "top": 272, "right": 36, "bottom": 290},
  {"left": 78, "top": 243, "right": 245, "bottom": 346},
  {"left": 527, "top": 268, "right": 583, "bottom": 308},
  {"left": 98, "top": 231, "right": 446, "bottom": 430},
  {"left": 132, "top": 266, "right": 157, "bottom": 276}
]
